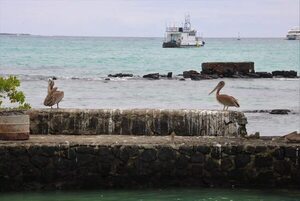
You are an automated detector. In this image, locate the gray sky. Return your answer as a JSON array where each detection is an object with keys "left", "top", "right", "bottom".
[{"left": 0, "top": 0, "right": 299, "bottom": 37}]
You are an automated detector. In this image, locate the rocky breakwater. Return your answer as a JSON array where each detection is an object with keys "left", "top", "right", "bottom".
[
  {"left": 0, "top": 135, "right": 299, "bottom": 190},
  {"left": 200, "top": 62, "right": 298, "bottom": 79},
  {"left": 25, "top": 109, "right": 247, "bottom": 137},
  {"left": 180, "top": 62, "right": 298, "bottom": 80}
]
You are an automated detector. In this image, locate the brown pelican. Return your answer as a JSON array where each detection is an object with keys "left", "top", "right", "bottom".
[
  {"left": 209, "top": 81, "right": 240, "bottom": 110},
  {"left": 44, "top": 79, "right": 64, "bottom": 108}
]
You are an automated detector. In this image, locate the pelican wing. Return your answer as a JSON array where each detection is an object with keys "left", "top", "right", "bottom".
[
  {"left": 43, "top": 90, "right": 64, "bottom": 106},
  {"left": 217, "top": 94, "right": 240, "bottom": 108}
]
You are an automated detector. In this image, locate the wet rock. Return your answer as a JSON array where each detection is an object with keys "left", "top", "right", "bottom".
[
  {"left": 108, "top": 73, "right": 133, "bottom": 77},
  {"left": 143, "top": 73, "right": 159, "bottom": 79},
  {"left": 183, "top": 70, "right": 200, "bottom": 78},
  {"left": 272, "top": 148, "right": 285, "bottom": 160},
  {"left": 194, "top": 146, "right": 211, "bottom": 154},
  {"left": 160, "top": 73, "right": 173, "bottom": 78},
  {"left": 104, "top": 78, "right": 110, "bottom": 81},
  {"left": 175, "top": 155, "right": 189, "bottom": 169},
  {"left": 209, "top": 74, "right": 219, "bottom": 79},
  {"left": 31, "top": 155, "right": 50, "bottom": 168},
  {"left": 274, "top": 160, "right": 291, "bottom": 175},
  {"left": 272, "top": 70, "right": 297, "bottom": 78},
  {"left": 204, "top": 158, "right": 219, "bottom": 170},
  {"left": 157, "top": 147, "right": 175, "bottom": 161},
  {"left": 191, "top": 152, "right": 205, "bottom": 163},
  {"left": 255, "top": 155, "right": 273, "bottom": 168},
  {"left": 179, "top": 78, "right": 186, "bottom": 81},
  {"left": 190, "top": 74, "right": 212, "bottom": 80},
  {"left": 246, "top": 73, "right": 260, "bottom": 78},
  {"left": 285, "top": 147, "right": 297, "bottom": 158},
  {"left": 270, "top": 109, "right": 290, "bottom": 115},
  {"left": 235, "top": 154, "right": 251, "bottom": 168},
  {"left": 255, "top": 72, "right": 273, "bottom": 78},
  {"left": 221, "top": 158, "right": 233, "bottom": 170},
  {"left": 140, "top": 149, "right": 157, "bottom": 162},
  {"left": 201, "top": 62, "right": 255, "bottom": 76}
]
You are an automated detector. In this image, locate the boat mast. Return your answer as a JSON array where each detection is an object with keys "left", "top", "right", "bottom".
[{"left": 184, "top": 14, "right": 191, "bottom": 32}]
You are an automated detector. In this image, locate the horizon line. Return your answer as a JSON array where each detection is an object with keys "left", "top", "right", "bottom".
[{"left": 0, "top": 33, "right": 286, "bottom": 39}]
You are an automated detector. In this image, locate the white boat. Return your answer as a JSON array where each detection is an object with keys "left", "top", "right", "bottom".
[
  {"left": 162, "top": 15, "right": 205, "bottom": 48},
  {"left": 286, "top": 27, "right": 300, "bottom": 40}
]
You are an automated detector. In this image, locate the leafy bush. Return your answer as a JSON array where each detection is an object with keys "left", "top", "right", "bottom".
[{"left": 0, "top": 76, "right": 31, "bottom": 109}]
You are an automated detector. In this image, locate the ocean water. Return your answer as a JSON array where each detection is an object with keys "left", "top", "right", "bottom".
[
  {"left": 0, "top": 35, "right": 299, "bottom": 135},
  {"left": 1, "top": 188, "right": 300, "bottom": 201}
]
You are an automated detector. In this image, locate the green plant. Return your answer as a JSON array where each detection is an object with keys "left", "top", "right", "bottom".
[{"left": 0, "top": 76, "right": 31, "bottom": 109}]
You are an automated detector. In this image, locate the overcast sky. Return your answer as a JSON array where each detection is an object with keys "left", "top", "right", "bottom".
[{"left": 0, "top": 0, "right": 299, "bottom": 37}]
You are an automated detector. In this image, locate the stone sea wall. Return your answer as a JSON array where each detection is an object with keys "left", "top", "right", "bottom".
[
  {"left": 26, "top": 109, "right": 248, "bottom": 137},
  {"left": 0, "top": 135, "right": 299, "bottom": 191}
]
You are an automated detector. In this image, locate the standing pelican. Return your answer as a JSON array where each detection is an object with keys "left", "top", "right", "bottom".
[
  {"left": 209, "top": 81, "right": 240, "bottom": 110},
  {"left": 44, "top": 79, "right": 64, "bottom": 108}
]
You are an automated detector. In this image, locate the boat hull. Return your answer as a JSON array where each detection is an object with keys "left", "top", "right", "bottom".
[
  {"left": 162, "top": 41, "right": 180, "bottom": 48},
  {"left": 162, "top": 41, "right": 205, "bottom": 48}
]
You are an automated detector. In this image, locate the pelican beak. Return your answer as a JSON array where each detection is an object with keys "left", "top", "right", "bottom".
[{"left": 209, "top": 85, "right": 219, "bottom": 95}]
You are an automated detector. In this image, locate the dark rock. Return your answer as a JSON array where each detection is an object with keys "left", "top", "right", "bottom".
[
  {"left": 167, "top": 72, "right": 172, "bottom": 78},
  {"left": 274, "top": 160, "right": 291, "bottom": 175},
  {"left": 194, "top": 146, "right": 211, "bottom": 154},
  {"left": 179, "top": 146, "right": 193, "bottom": 156},
  {"left": 209, "top": 74, "right": 219, "bottom": 79},
  {"left": 255, "top": 171, "right": 274, "bottom": 184},
  {"left": 255, "top": 146, "right": 267, "bottom": 153},
  {"left": 211, "top": 147, "right": 222, "bottom": 159},
  {"left": 140, "top": 149, "right": 157, "bottom": 162},
  {"left": 108, "top": 73, "right": 133, "bottom": 78},
  {"left": 272, "top": 70, "right": 297, "bottom": 78},
  {"left": 179, "top": 78, "right": 186, "bottom": 81},
  {"left": 221, "top": 158, "right": 233, "bottom": 170},
  {"left": 223, "top": 145, "right": 243, "bottom": 155},
  {"left": 31, "top": 155, "right": 50, "bottom": 168},
  {"left": 246, "top": 73, "right": 260, "bottom": 78},
  {"left": 270, "top": 109, "right": 290, "bottom": 115},
  {"left": 255, "top": 155, "right": 273, "bottom": 168},
  {"left": 175, "top": 155, "right": 189, "bottom": 169},
  {"left": 157, "top": 147, "right": 175, "bottom": 161},
  {"left": 255, "top": 72, "right": 273, "bottom": 78},
  {"left": 272, "top": 148, "right": 285, "bottom": 160},
  {"left": 104, "top": 78, "right": 110, "bottom": 81},
  {"left": 285, "top": 147, "right": 297, "bottom": 158},
  {"left": 201, "top": 62, "right": 255, "bottom": 76},
  {"left": 191, "top": 152, "right": 205, "bottom": 163},
  {"left": 190, "top": 74, "right": 212, "bottom": 80},
  {"left": 183, "top": 70, "right": 200, "bottom": 78},
  {"left": 235, "top": 154, "right": 251, "bottom": 168},
  {"left": 143, "top": 73, "right": 159, "bottom": 79},
  {"left": 204, "top": 158, "right": 219, "bottom": 170}
]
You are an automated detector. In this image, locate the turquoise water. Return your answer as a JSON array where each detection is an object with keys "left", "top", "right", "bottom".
[
  {"left": 1, "top": 189, "right": 300, "bottom": 201},
  {"left": 0, "top": 35, "right": 299, "bottom": 135},
  {"left": 0, "top": 36, "right": 299, "bottom": 78}
]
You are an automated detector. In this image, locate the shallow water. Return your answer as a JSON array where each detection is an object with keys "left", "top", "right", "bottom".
[
  {"left": 1, "top": 188, "right": 300, "bottom": 201},
  {"left": 0, "top": 36, "right": 299, "bottom": 136},
  {"left": 19, "top": 78, "right": 300, "bottom": 136}
]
